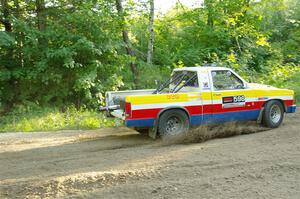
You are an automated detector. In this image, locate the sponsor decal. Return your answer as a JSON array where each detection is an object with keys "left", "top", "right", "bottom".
[
  {"left": 203, "top": 82, "right": 209, "bottom": 88},
  {"left": 223, "top": 97, "right": 234, "bottom": 103},
  {"left": 222, "top": 95, "right": 246, "bottom": 108},
  {"left": 166, "top": 94, "right": 180, "bottom": 100}
]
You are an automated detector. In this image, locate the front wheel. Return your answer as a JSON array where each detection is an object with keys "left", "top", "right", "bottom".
[
  {"left": 158, "top": 109, "right": 190, "bottom": 137},
  {"left": 262, "top": 100, "right": 284, "bottom": 128}
]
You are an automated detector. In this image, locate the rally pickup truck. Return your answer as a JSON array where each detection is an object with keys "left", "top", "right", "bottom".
[{"left": 100, "top": 66, "right": 296, "bottom": 138}]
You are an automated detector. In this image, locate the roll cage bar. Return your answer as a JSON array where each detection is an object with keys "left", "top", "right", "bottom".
[{"left": 153, "top": 71, "right": 197, "bottom": 94}]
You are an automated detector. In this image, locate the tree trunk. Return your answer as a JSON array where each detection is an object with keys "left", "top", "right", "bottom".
[
  {"left": 147, "top": 0, "right": 155, "bottom": 64},
  {"left": 115, "top": 0, "right": 138, "bottom": 86},
  {"left": 36, "top": 0, "right": 47, "bottom": 48},
  {"left": 13, "top": 0, "right": 24, "bottom": 68},
  {"left": 204, "top": 0, "right": 214, "bottom": 28},
  {"left": 0, "top": 0, "right": 12, "bottom": 32}
]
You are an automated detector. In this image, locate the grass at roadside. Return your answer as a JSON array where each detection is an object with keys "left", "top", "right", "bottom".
[{"left": 0, "top": 106, "right": 120, "bottom": 133}]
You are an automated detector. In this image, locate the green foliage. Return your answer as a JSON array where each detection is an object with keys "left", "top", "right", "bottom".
[
  {"left": 261, "top": 65, "right": 300, "bottom": 104},
  {"left": 284, "top": 73, "right": 300, "bottom": 105},
  {"left": 136, "top": 62, "right": 170, "bottom": 89},
  {"left": 0, "top": 0, "right": 125, "bottom": 110},
  {"left": 0, "top": 106, "right": 120, "bottom": 132}
]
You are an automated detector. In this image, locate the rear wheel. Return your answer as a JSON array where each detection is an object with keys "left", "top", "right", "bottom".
[
  {"left": 158, "top": 109, "right": 190, "bottom": 137},
  {"left": 262, "top": 100, "right": 284, "bottom": 128}
]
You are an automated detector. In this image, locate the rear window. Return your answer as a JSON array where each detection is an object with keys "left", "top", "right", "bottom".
[{"left": 171, "top": 71, "right": 199, "bottom": 88}]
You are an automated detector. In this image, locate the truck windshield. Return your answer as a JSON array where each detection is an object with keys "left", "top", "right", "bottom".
[{"left": 153, "top": 71, "right": 198, "bottom": 94}]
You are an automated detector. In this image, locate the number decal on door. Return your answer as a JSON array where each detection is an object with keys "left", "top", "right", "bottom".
[{"left": 222, "top": 95, "right": 245, "bottom": 108}]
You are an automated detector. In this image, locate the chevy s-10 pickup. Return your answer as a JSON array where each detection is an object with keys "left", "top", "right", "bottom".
[{"left": 100, "top": 66, "right": 296, "bottom": 138}]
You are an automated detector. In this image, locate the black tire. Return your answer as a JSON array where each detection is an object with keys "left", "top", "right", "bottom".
[
  {"left": 262, "top": 100, "right": 284, "bottom": 128},
  {"left": 158, "top": 109, "right": 190, "bottom": 137}
]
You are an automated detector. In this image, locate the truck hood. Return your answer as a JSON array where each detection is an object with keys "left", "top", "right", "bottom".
[{"left": 247, "top": 83, "right": 279, "bottom": 90}]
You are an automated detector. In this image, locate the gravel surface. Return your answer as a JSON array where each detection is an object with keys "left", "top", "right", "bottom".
[{"left": 0, "top": 109, "right": 299, "bottom": 199}]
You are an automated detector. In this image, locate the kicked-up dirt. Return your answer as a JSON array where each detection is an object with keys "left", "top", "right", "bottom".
[{"left": 0, "top": 109, "right": 300, "bottom": 198}]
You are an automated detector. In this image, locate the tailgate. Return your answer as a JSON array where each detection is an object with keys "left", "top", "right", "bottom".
[{"left": 100, "top": 89, "right": 155, "bottom": 119}]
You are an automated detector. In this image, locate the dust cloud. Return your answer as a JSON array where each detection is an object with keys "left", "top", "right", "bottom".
[{"left": 160, "top": 122, "right": 268, "bottom": 145}]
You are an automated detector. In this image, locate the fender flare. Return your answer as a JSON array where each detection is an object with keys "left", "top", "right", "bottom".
[{"left": 257, "top": 99, "right": 286, "bottom": 123}]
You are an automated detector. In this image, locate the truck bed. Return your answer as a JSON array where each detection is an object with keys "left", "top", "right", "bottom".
[{"left": 103, "top": 89, "right": 156, "bottom": 119}]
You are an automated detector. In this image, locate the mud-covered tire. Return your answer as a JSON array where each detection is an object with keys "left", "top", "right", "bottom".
[
  {"left": 158, "top": 109, "right": 190, "bottom": 137},
  {"left": 262, "top": 100, "right": 284, "bottom": 128}
]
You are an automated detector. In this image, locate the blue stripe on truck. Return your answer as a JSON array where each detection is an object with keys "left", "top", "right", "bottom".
[
  {"left": 125, "top": 109, "right": 262, "bottom": 128},
  {"left": 287, "top": 105, "right": 297, "bottom": 113},
  {"left": 190, "top": 109, "right": 260, "bottom": 125},
  {"left": 126, "top": 119, "right": 155, "bottom": 127}
]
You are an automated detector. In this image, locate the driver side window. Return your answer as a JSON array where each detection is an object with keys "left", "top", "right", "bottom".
[{"left": 211, "top": 70, "right": 244, "bottom": 90}]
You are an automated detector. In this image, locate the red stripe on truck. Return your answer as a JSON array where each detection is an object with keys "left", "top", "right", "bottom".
[{"left": 128, "top": 100, "right": 293, "bottom": 120}]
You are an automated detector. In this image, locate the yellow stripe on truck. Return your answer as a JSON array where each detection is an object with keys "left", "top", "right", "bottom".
[
  {"left": 126, "top": 93, "right": 189, "bottom": 105},
  {"left": 126, "top": 89, "right": 293, "bottom": 105}
]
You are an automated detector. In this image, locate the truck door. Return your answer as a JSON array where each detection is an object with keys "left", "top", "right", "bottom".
[{"left": 210, "top": 70, "right": 248, "bottom": 123}]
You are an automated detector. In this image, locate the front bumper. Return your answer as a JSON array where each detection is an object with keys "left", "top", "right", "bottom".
[{"left": 287, "top": 105, "right": 297, "bottom": 113}]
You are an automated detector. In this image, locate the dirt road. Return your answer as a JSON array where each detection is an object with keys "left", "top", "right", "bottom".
[{"left": 1, "top": 110, "right": 300, "bottom": 199}]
